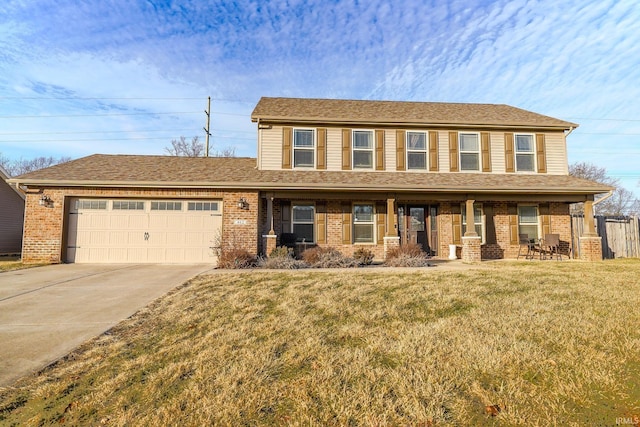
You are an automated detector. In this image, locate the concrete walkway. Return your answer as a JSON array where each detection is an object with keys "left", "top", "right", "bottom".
[{"left": 0, "top": 264, "right": 213, "bottom": 387}]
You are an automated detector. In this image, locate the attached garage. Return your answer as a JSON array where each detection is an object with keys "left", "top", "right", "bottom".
[{"left": 66, "top": 198, "right": 222, "bottom": 264}]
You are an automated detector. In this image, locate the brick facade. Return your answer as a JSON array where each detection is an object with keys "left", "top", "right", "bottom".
[
  {"left": 579, "top": 236, "right": 603, "bottom": 261},
  {"left": 462, "top": 236, "right": 481, "bottom": 263},
  {"left": 21, "top": 187, "right": 258, "bottom": 264}
]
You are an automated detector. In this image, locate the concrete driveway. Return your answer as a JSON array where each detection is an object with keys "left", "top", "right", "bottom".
[{"left": 0, "top": 263, "right": 213, "bottom": 387}]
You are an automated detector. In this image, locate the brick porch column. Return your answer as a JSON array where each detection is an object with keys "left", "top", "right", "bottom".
[
  {"left": 579, "top": 200, "right": 602, "bottom": 261},
  {"left": 462, "top": 199, "right": 481, "bottom": 263},
  {"left": 383, "top": 196, "right": 399, "bottom": 260},
  {"left": 263, "top": 195, "right": 277, "bottom": 256}
]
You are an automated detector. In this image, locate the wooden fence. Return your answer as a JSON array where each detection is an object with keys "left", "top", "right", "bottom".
[{"left": 571, "top": 215, "right": 640, "bottom": 259}]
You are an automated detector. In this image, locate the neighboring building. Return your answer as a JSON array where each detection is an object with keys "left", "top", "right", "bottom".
[
  {"left": 11, "top": 97, "right": 610, "bottom": 265},
  {"left": 0, "top": 165, "right": 25, "bottom": 255}
]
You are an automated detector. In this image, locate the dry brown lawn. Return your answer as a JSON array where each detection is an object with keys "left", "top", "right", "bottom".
[
  {"left": 1, "top": 260, "right": 639, "bottom": 426},
  {"left": 0, "top": 258, "right": 42, "bottom": 273}
]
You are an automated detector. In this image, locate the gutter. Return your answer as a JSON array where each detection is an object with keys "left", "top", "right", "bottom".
[{"left": 593, "top": 190, "right": 614, "bottom": 206}]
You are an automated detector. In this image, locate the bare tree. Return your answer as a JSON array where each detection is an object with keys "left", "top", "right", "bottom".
[
  {"left": 569, "top": 162, "right": 639, "bottom": 216},
  {"left": 0, "top": 153, "right": 71, "bottom": 176},
  {"left": 164, "top": 136, "right": 236, "bottom": 157},
  {"left": 165, "top": 136, "right": 204, "bottom": 157}
]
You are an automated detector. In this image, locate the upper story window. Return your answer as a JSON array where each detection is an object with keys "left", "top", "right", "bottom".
[
  {"left": 293, "top": 129, "right": 315, "bottom": 168},
  {"left": 515, "top": 134, "right": 535, "bottom": 172},
  {"left": 353, "top": 130, "right": 374, "bottom": 169},
  {"left": 459, "top": 133, "right": 480, "bottom": 171},
  {"left": 407, "top": 131, "right": 427, "bottom": 170}
]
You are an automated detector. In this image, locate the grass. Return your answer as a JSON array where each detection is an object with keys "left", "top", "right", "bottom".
[
  {"left": 0, "top": 257, "right": 43, "bottom": 272},
  {"left": 1, "top": 260, "right": 640, "bottom": 426}
]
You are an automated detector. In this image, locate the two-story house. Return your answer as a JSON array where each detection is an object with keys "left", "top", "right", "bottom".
[{"left": 12, "top": 97, "right": 609, "bottom": 265}]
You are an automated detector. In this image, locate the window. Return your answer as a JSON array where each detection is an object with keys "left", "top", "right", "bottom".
[
  {"left": 515, "top": 134, "right": 535, "bottom": 172},
  {"left": 459, "top": 133, "right": 480, "bottom": 171},
  {"left": 293, "top": 129, "right": 315, "bottom": 168},
  {"left": 353, "top": 130, "right": 374, "bottom": 169},
  {"left": 151, "top": 201, "right": 182, "bottom": 211},
  {"left": 353, "top": 204, "right": 374, "bottom": 243},
  {"left": 292, "top": 204, "right": 315, "bottom": 243},
  {"left": 518, "top": 206, "right": 539, "bottom": 240},
  {"left": 407, "top": 131, "right": 427, "bottom": 170},
  {"left": 112, "top": 200, "right": 144, "bottom": 210},
  {"left": 77, "top": 200, "right": 107, "bottom": 210},
  {"left": 462, "top": 204, "right": 484, "bottom": 242},
  {"left": 188, "top": 201, "right": 219, "bottom": 211}
]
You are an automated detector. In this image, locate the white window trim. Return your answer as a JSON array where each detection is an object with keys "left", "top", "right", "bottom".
[
  {"left": 352, "top": 129, "right": 375, "bottom": 170},
  {"left": 293, "top": 128, "right": 316, "bottom": 169},
  {"left": 458, "top": 131, "right": 481, "bottom": 172},
  {"left": 514, "top": 133, "right": 536, "bottom": 173},
  {"left": 518, "top": 204, "right": 541, "bottom": 240},
  {"left": 291, "top": 202, "right": 315, "bottom": 243},
  {"left": 406, "top": 130, "right": 428, "bottom": 171},
  {"left": 352, "top": 202, "right": 376, "bottom": 244},
  {"left": 461, "top": 202, "right": 486, "bottom": 244}
]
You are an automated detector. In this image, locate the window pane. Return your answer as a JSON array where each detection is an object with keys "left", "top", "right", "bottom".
[
  {"left": 353, "top": 131, "right": 372, "bottom": 149},
  {"left": 515, "top": 135, "right": 534, "bottom": 152},
  {"left": 516, "top": 154, "right": 535, "bottom": 171},
  {"left": 520, "top": 224, "right": 538, "bottom": 240},
  {"left": 407, "top": 132, "right": 426, "bottom": 150},
  {"left": 293, "top": 224, "right": 314, "bottom": 242},
  {"left": 294, "top": 150, "right": 314, "bottom": 167},
  {"left": 354, "top": 224, "right": 374, "bottom": 243},
  {"left": 459, "top": 133, "right": 478, "bottom": 151},
  {"left": 460, "top": 153, "right": 479, "bottom": 170},
  {"left": 294, "top": 129, "right": 314, "bottom": 147},
  {"left": 408, "top": 152, "right": 426, "bottom": 169},
  {"left": 353, "top": 204, "right": 374, "bottom": 222},
  {"left": 353, "top": 151, "right": 373, "bottom": 168},
  {"left": 519, "top": 206, "right": 538, "bottom": 223},
  {"left": 293, "top": 205, "right": 314, "bottom": 222}
]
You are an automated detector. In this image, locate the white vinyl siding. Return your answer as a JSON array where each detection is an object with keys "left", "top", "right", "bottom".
[
  {"left": 438, "top": 130, "right": 449, "bottom": 173},
  {"left": 257, "top": 125, "right": 283, "bottom": 170},
  {"left": 490, "top": 132, "right": 506, "bottom": 173},
  {"left": 326, "top": 128, "right": 343, "bottom": 170},
  {"left": 385, "top": 129, "right": 396, "bottom": 171},
  {"left": 544, "top": 132, "right": 569, "bottom": 175}
]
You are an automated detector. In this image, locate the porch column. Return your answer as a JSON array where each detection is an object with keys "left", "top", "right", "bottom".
[
  {"left": 263, "top": 195, "right": 277, "bottom": 256},
  {"left": 579, "top": 199, "right": 603, "bottom": 261},
  {"left": 462, "top": 198, "right": 481, "bottom": 263},
  {"left": 583, "top": 200, "right": 597, "bottom": 237},
  {"left": 267, "top": 196, "right": 275, "bottom": 235},
  {"left": 383, "top": 196, "right": 400, "bottom": 259}
]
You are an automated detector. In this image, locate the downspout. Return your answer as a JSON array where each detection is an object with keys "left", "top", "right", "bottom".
[{"left": 565, "top": 126, "right": 575, "bottom": 137}]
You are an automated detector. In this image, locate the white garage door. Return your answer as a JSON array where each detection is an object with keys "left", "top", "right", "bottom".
[{"left": 66, "top": 198, "right": 222, "bottom": 264}]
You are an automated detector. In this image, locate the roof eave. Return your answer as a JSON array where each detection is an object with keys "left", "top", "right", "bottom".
[
  {"left": 251, "top": 116, "right": 577, "bottom": 130},
  {"left": 13, "top": 179, "right": 609, "bottom": 195}
]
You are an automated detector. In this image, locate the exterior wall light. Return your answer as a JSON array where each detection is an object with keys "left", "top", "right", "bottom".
[
  {"left": 237, "top": 197, "right": 249, "bottom": 210},
  {"left": 39, "top": 195, "right": 54, "bottom": 207}
]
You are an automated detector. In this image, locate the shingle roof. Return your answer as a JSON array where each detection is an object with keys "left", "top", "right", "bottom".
[
  {"left": 12, "top": 154, "right": 610, "bottom": 195},
  {"left": 251, "top": 97, "right": 578, "bottom": 129}
]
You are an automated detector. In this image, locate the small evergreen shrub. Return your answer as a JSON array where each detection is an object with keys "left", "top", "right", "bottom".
[{"left": 353, "top": 247, "right": 374, "bottom": 265}]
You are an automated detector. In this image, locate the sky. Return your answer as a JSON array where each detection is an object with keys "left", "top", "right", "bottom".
[{"left": 0, "top": 0, "right": 639, "bottom": 195}]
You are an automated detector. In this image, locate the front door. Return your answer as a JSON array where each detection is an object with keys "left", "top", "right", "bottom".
[{"left": 398, "top": 205, "right": 438, "bottom": 256}]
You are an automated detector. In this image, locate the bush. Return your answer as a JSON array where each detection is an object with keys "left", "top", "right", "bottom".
[
  {"left": 217, "top": 248, "right": 256, "bottom": 269},
  {"left": 302, "top": 246, "right": 359, "bottom": 268},
  {"left": 353, "top": 247, "right": 374, "bottom": 265},
  {"left": 384, "top": 243, "right": 431, "bottom": 267},
  {"left": 258, "top": 246, "right": 307, "bottom": 269}
]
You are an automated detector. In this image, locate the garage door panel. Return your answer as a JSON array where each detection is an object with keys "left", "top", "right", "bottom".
[{"left": 67, "top": 198, "right": 222, "bottom": 264}]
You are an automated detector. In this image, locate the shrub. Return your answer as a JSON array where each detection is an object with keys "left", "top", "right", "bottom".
[
  {"left": 302, "top": 246, "right": 359, "bottom": 268},
  {"left": 217, "top": 248, "right": 256, "bottom": 269},
  {"left": 384, "top": 243, "right": 431, "bottom": 267},
  {"left": 353, "top": 247, "right": 374, "bottom": 265},
  {"left": 258, "top": 246, "right": 307, "bottom": 269}
]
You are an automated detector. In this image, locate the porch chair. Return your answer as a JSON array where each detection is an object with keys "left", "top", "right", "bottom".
[
  {"left": 517, "top": 234, "right": 533, "bottom": 260},
  {"left": 541, "top": 233, "right": 561, "bottom": 260}
]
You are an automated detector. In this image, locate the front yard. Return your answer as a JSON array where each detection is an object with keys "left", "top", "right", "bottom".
[{"left": 1, "top": 260, "right": 639, "bottom": 425}]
